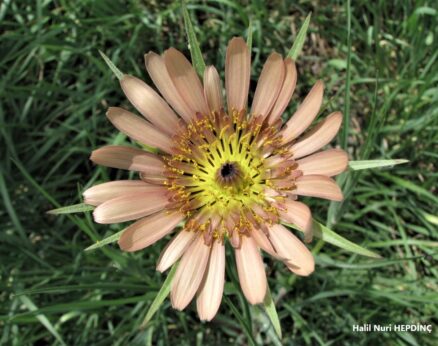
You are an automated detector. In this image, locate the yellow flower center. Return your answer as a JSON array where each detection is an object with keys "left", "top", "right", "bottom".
[{"left": 162, "top": 110, "right": 286, "bottom": 242}]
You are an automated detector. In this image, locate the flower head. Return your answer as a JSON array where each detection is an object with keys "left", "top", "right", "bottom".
[{"left": 84, "top": 37, "right": 348, "bottom": 321}]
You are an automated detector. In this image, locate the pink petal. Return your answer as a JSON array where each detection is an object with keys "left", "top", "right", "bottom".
[
  {"left": 295, "top": 175, "right": 344, "bottom": 201},
  {"left": 268, "top": 58, "right": 297, "bottom": 124},
  {"left": 279, "top": 199, "right": 312, "bottom": 242},
  {"left": 144, "top": 52, "right": 194, "bottom": 123},
  {"left": 171, "top": 235, "right": 210, "bottom": 310},
  {"left": 251, "top": 227, "right": 280, "bottom": 258},
  {"left": 164, "top": 48, "right": 210, "bottom": 116},
  {"left": 120, "top": 75, "right": 180, "bottom": 136},
  {"left": 93, "top": 190, "right": 169, "bottom": 224},
  {"left": 297, "top": 149, "right": 348, "bottom": 177},
  {"left": 196, "top": 241, "right": 225, "bottom": 321},
  {"left": 203, "top": 66, "right": 223, "bottom": 113},
  {"left": 156, "top": 230, "right": 197, "bottom": 273},
  {"left": 90, "top": 146, "right": 165, "bottom": 174},
  {"left": 118, "top": 210, "right": 184, "bottom": 252},
  {"left": 235, "top": 236, "right": 267, "bottom": 304},
  {"left": 225, "top": 37, "right": 251, "bottom": 113},
  {"left": 269, "top": 224, "right": 314, "bottom": 276},
  {"left": 251, "top": 52, "right": 285, "bottom": 119},
  {"left": 291, "top": 111, "right": 343, "bottom": 159},
  {"left": 83, "top": 180, "right": 164, "bottom": 206},
  {"left": 106, "top": 107, "right": 173, "bottom": 153},
  {"left": 281, "top": 80, "right": 324, "bottom": 143}
]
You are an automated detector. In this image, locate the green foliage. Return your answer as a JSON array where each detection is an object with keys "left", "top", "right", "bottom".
[
  {"left": 287, "top": 13, "right": 311, "bottom": 60},
  {"left": 47, "top": 203, "right": 95, "bottom": 215},
  {"left": 348, "top": 159, "right": 409, "bottom": 171},
  {"left": 140, "top": 263, "right": 178, "bottom": 329},
  {"left": 262, "top": 287, "right": 282, "bottom": 340},
  {"left": 1, "top": 1, "right": 437, "bottom": 345},
  {"left": 181, "top": 0, "right": 206, "bottom": 76}
]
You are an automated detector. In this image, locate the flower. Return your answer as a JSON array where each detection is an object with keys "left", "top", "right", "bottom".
[{"left": 83, "top": 37, "right": 348, "bottom": 321}]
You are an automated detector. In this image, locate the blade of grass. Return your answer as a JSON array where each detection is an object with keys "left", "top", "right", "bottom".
[
  {"left": 140, "top": 263, "right": 178, "bottom": 329},
  {"left": 84, "top": 230, "right": 124, "bottom": 251},
  {"left": 47, "top": 203, "right": 95, "bottom": 215},
  {"left": 287, "top": 13, "right": 311, "bottom": 60},
  {"left": 340, "top": 0, "right": 352, "bottom": 149},
  {"left": 318, "top": 255, "right": 423, "bottom": 269},
  {"left": 246, "top": 19, "right": 253, "bottom": 52},
  {"left": 19, "top": 295, "right": 67, "bottom": 346},
  {"left": 349, "top": 159, "right": 409, "bottom": 170},
  {"left": 313, "top": 221, "right": 381, "bottom": 258},
  {"left": 99, "top": 50, "right": 124, "bottom": 80},
  {"left": 223, "top": 296, "right": 257, "bottom": 346},
  {"left": 0, "top": 170, "right": 28, "bottom": 244},
  {"left": 378, "top": 172, "right": 438, "bottom": 205},
  {"left": 181, "top": 0, "right": 205, "bottom": 76},
  {"left": 284, "top": 221, "right": 381, "bottom": 258},
  {"left": 262, "top": 287, "right": 282, "bottom": 339}
]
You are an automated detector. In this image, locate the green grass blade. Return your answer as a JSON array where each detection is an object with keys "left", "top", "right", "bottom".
[
  {"left": 349, "top": 159, "right": 409, "bottom": 170},
  {"left": 340, "top": 0, "right": 352, "bottom": 149},
  {"left": 287, "top": 13, "right": 311, "bottom": 60},
  {"left": 223, "top": 296, "right": 257, "bottom": 346},
  {"left": 99, "top": 50, "right": 124, "bottom": 80},
  {"left": 0, "top": 169, "right": 28, "bottom": 243},
  {"left": 84, "top": 230, "right": 124, "bottom": 251},
  {"left": 47, "top": 203, "right": 95, "bottom": 215},
  {"left": 379, "top": 172, "right": 438, "bottom": 205},
  {"left": 421, "top": 212, "right": 438, "bottom": 226},
  {"left": 318, "top": 255, "right": 424, "bottom": 269},
  {"left": 312, "top": 221, "right": 381, "bottom": 258},
  {"left": 140, "top": 263, "right": 178, "bottom": 329},
  {"left": 19, "top": 295, "right": 67, "bottom": 346},
  {"left": 262, "top": 287, "right": 282, "bottom": 339},
  {"left": 246, "top": 19, "right": 253, "bottom": 52},
  {"left": 181, "top": 0, "right": 205, "bottom": 76}
]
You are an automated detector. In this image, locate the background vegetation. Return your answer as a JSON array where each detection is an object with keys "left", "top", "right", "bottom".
[{"left": 1, "top": 0, "right": 437, "bottom": 345}]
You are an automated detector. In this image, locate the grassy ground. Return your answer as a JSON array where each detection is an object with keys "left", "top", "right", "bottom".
[{"left": 1, "top": 0, "right": 437, "bottom": 345}]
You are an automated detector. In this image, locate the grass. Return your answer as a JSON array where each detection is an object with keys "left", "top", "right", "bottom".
[{"left": 1, "top": 0, "right": 437, "bottom": 345}]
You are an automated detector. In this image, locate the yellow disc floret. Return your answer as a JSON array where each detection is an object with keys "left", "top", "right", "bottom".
[{"left": 162, "top": 109, "right": 290, "bottom": 243}]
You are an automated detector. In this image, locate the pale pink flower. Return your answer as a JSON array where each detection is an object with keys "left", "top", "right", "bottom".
[{"left": 84, "top": 37, "right": 348, "bottom": 321}]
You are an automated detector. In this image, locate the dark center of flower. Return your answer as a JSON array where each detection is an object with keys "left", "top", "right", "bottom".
[
  {"left": 220, "top": 162, "right": 235, "bottom": 178},
  {"left": 216, "top": 161, "right": 243, "bottom": 187}
]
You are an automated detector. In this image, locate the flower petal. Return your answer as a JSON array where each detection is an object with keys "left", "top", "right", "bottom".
[
  {"left": 297, "top": 149, "right": 348, "bottom": 177},
  {"left": 235, "top": 236, "right": 267, "bottom": 304},
  {"left": 291, "top": 111, "right": 343, "bottom": 159},
  {"left": 225, "top": 37, "right": 251, "bottom": 113},
  {"left": 203, "top": 65, "right": 223, "bottom": 113},
  {"left": 120, "top": 75, "right": 180, "bottom": 136},
  {"left": 295, "top": 175, "right": 343, "bottom": 201},
  {"left": 251, "top": 52, "right": 285, "bottom": 119},
  {"left": 93, "top": 190, "right": 170, "bottom": 224},
  {"left": 118, "top": 210, "right": 184, "bottom": 252},
  {"left": 83, "top": 180, "right": 164, "bottom": 206},
  {"left": 196, "top": 241, "right": 225, "bottom": 321},
  {"left": 279, "top": 199, "right": 312, "bottom": 242},
  {"left": 281, "top": 80, "right": 324, "bottom": 143},
  {"left": 164, "top": 48, "right": 210, "bottom": 116},
  {"left": 268, "top": 58, "right": 297, "bottom": 124},
  {"left": 90, "top": 146, "right": 165, "bottom": 174},
  {"left": 269, "top": 224, "right": 314, "bottom": 276},
  {"left": 171, "top": 236, "right": 210, "bottom": 310},
  {"left": 251, "top": 227, "right": 280, "bottom": 258},
  {"left": 106, "top": 107, "right": 173, "bottom": 153},
  {"left": 156, "top": 230, "right": 197, "bottom": 273},
  {"left": 144, "top": 52, "right": 194, "bottom": 123}
]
